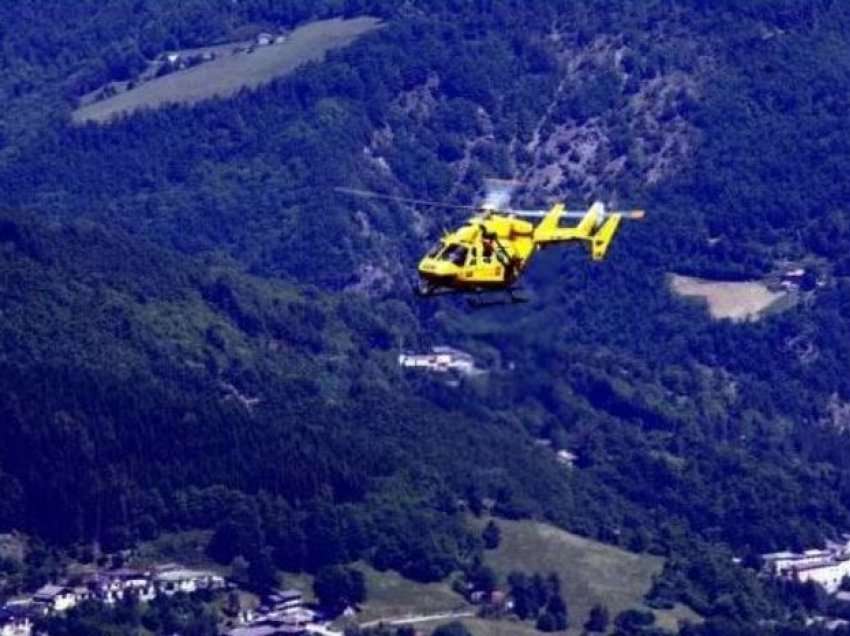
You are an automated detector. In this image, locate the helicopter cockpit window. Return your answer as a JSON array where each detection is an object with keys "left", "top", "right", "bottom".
[
  {"left": 427, "top": 243, "right": 444, "bottom": 258},
  {"left": 441, "top": 244, "right": 468, "bottom": 266}
]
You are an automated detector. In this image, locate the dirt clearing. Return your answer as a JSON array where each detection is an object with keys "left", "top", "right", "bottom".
[{"left": 670, "top": 274, "right": 786, "bottom": 322}]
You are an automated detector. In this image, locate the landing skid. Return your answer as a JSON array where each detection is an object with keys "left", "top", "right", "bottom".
[
  {"left": 414, "top": 282, "right": 529, "bottom": 307},
  {"left": 414, "top": 284, "right": 462, "bottom": 299},
  {"left": 467, "top": 288, "right": 529, "bottom": 309}
]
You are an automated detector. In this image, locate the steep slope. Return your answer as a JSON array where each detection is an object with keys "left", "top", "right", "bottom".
[
  {"left": 0, "top": 211, "right": 590, "bottom": 583},
  {"left": 3, "top": 1, "right": 850, "bottom": 630}
]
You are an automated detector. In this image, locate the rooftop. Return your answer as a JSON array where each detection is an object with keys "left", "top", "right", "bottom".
[
  {"left": 155, "top": 568, "right": 219, "bottom": 582},
  {"left": 792, "top": 559, "right": 846, "bottom": 573},
  {"left": 33, "top": 584, "right": 68, "bottom": 599},
  {"left": 762, "top": 551, "right": 799, "bottom": 560},
  {"left": 228, "top": 627, "right": 279, "bottom": 636}
]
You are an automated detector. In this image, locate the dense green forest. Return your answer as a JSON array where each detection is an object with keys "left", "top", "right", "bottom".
[{"left": 3, "top": 0, "right": 850, "bottom": 633}]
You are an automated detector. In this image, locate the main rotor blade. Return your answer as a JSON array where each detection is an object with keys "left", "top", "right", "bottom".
[
  {"left": 505, "top": 208, "right": 550, "bottom": 218},
  {"left": 335, "top": 187, "right": 480, "bottom": 212},
  {"left": 508, "top": 208, "right": 645, "bottom": 220},
  {"left": 506, "top": 208, "right": 588, "bottom": 218}
]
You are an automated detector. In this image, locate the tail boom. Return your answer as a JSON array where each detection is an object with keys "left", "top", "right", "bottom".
[{"left": 532, "top": 201, "right": 639, "bottom": 261}]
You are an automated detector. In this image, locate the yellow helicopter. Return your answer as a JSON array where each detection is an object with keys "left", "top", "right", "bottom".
[{"left": 337, "top": 180, "right": 644, "bottom": 305}]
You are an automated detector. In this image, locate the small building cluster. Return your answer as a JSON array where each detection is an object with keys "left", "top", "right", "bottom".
[
  {"left": 227, "top": 589, "right": 320, "bottom": 636},
  {"left": 398, "top": 346, "right": 485, "bottom": 377},
  {"left": 0, "top": 565, "right": 225, "bottom": 636},
  {"left": 534, "top": 439, "right": 579, "bottom": 469},
  {"left": 763, "top": 536, "right": 850, "bottom": 594},
  {"left": 469, "top": 589, "right": 510, "bottom": 609},
  {"left": 254, "top": 33, "right": 288, "bottom": 47},
  {"left": 779, "top": 268, "right": 807, "bottom": 291}
]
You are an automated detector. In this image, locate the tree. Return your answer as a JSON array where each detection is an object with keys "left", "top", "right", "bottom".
[
  {"left": 615, "top": 608, "right": 655, "bottom": 633},
  {"left": 535, "top": 611, "right": 557, "bottom": 632},
  {"left": 230, "top": 556, "right": 251, "bottom": 590},
  {"left": 586, "top": 604, "right": 610, "bottom": 633},
  {"left": 313, "top": 566, "right": 367, "bottom": 612},
  {"left": 545, "top": 593, "right": 568, "bottom": 630},
  {"left": 482, "top": 521, "right": 501, "bottom": 550},
  {"left": 208, "top": 504, "right": 266, "bottom": 572},
  {"left": 224, "top": 591, "right": 241, "bottom": 617},
  {"left": 247, "top": 549, "right": 279, "bottom": 592},
  {"left": 509, "top": 571, "right": 532, "bottom": 620},
  {"left": 468, "top": 564, "right": 498, "bottom": 593}
]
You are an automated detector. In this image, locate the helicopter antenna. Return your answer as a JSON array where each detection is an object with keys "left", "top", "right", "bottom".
[{"left": 335, "top": 187, "right": 480, "bottom": 212}]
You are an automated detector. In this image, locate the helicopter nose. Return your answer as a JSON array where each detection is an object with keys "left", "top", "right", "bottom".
[{"left": 418, "top": 258, "right": 459, "bottom": 284}]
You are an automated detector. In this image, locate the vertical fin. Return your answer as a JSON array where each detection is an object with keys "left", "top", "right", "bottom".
[
  {"left": 590, "top": 214, "right": 622, "bottom": 261},
  {"left": 533, "top": 203, "right": 565, "bottom": 241},
  {"left": 576, "top": 201, "right": 605, "bottom": 238}
]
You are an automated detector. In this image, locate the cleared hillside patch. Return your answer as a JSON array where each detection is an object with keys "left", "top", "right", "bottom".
[
  {"left": 350, "top": 564, "right": 470, "bottom": 624},
  {"left": 72, "top": 17, "right": 382, "bottom": 124},
  {"left": 471, "top": 518, "right": 666, "bottom": 633},
  {"left": 670, "top": 274, "right": 786, "bottom": 322},
  {"left": 334, "top": 548, "right": 696, "bottom": 635}
]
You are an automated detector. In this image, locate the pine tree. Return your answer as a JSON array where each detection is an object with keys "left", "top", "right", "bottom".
[
  {"left": 482, "top": 521, "right": 501, "bottom": 549},
  {"left": 586, "top": 604, "right": 609, "bottom": 633}
]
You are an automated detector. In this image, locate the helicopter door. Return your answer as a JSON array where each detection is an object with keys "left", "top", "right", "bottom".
[
  {"left": 479, "top": 239, "right": 503, "bottom": 282},
  {"left": 463, "top": 247, "right": 478, "bottom": 279}
]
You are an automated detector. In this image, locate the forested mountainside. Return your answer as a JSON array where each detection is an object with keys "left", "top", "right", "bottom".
[{"left": 3, "top": 1, "right": 850, "bottom": 633}]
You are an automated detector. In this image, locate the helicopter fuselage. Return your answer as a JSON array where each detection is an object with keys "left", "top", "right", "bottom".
[{"left": 417, "top": 213, "right": 537, "bottom": 294}]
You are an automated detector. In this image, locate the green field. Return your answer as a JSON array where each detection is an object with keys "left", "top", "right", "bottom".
[
  {"left": 132, "top": 530, "right": 217, "bottom": 568},
  {"left": 344, "top": 519, "right": 700, "bottom": 635},
  {"left": 471, "top": 517, "right": 700, "bottom": 634},
  {"left": 338, "top": 564, "right": 470, "bottom": 627},
  {"left": 72, "top": 16, "right": 382, "bottom": 124}
]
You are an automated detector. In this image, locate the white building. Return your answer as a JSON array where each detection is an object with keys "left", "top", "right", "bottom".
[
  {"left": 763, "top": 550, "right": 832, "bottom": 575},
  {"left": 0, "top": 605, "right": 33, "bottom": 636},
  {"left": 398, "top": 346, "right": 483, "bottom": 376},
  {"left": 793, "top": 558, "right": 850, "bottom": 594},
  {"left": 556, "top": 449, "right": 578, "bottom": 467},
  {"left": 85, "top": 569, "right": 153, "bottom": 604},
  {"left": 32, "top": 585, "right": 77, "bottom": 613},
  {"left": 154, "top": 568, "right": 225, "bottom": 596},
  {"left": 266, "top": 589, "right": 303, "bottom": 615}
]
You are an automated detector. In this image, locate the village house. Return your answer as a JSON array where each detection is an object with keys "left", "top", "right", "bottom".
[
  {"left": 264, "top": 589, "right": 303, "bottom": 615},
  {"left": 556, "top": 449, "right": 578, "bottom": 467},
  {"left": 794, "top": 559, "right": 850, "bottom": 595},
  {"left": 228, "top": 613, "right": 308, "bottom": 636},
  {"left": 0, "top": 603, "right": 35, "bottom": 636},
  {"left": 154, "top": 566, "right": 225, "bottom": 596},
  {"left": 101, "top": 568, "right": 156, "bottom": 602},
  {"left": 763, "top": 549, "right": 834, "bottom": 575},
  {"left": 32, "top": 584, "right": 77, "bottom": 613},
  {"left": 87, "top": 573, "right": 124, "bottom": 604},
  {"left": 763, "top": 540, "right": 850, "bottom": 594},
  {"left": 87, "top": 569, "right": 152, "bottom": 604},
  {"left": 398, "top": 345, "right": 484, "bottom": 376},
  {"left": 0, "top": 562, "right": 238, "bottom": 634}
]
